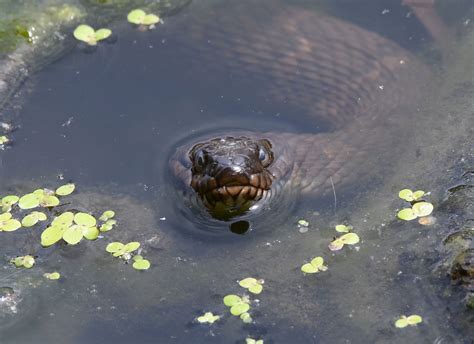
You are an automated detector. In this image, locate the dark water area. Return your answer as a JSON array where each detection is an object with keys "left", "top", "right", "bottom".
[{"left": 0, "top": 0, "right": 473, "bottom": 343}]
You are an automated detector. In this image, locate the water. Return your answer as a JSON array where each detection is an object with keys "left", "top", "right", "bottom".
[{"left": 1, "top": 0, "right": 473, "bottom": 343}]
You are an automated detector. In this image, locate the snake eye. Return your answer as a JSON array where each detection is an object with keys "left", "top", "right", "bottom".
[
  {"left": 258, "top": 148, "right": 266, "bottom": 162},
  {"left": 195, "top": 150, "right": 206, "bottom": 168}
]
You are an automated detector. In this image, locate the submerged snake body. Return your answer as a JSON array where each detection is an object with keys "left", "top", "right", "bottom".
[{"left": 169, "top": 1, "right": 430, "bottom": 218}]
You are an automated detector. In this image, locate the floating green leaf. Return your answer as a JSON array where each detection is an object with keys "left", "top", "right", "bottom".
[
  {"left": 239, "top": 277, "right": 264, "bottom": 294},
  {"left": 395, "top": 315, "right": 423, "bottom": 328},
  {"left": 412, "top": 202, "right": 433, "bottom": 217},
  {"left": 127, "top": 9, "right": 146, "bottom": 24},
  {"left": 335, "top": 224, "right": 351, "bottom": 233},
  {"left": 124, "top": 242, "right": 140, "bottom": 252},
  {"left": 223, "top": 294, "right": 241, "bottom": 307},
  {"left": 1, "top": 195, "right": 19, "bottom": 211},
  {"left": 230, "top": 302, "right": 250, "bottom": 316},
  {"left": 328, "top": 233, "right": 360, "bottom": 251},
  {"left": 301, "top": 256, "right": 328, "bottom": 274},
  {"left": 41, "top": 225, "right": 65, "bottom": 247},
  {"left": 55, "top": 183, "right": 75, "bottom": 196},
  {"left": 44, "top": 272, "right": 61, "bottom": 280},
  {"left": 397, "top": 208, "right": 417, "bottom": 221},
  {"left": 99, "top": 210, "right": 115, "bottom": 221},
  {"left": 340, "top": 233, "right": 360, "bottom": 245},
  {"left": 52, "top": 212, "right": 74, "bottom": 228},
  {"left": 18, "top": 193, "right": 40, "bottom": 210},
  {"left": 196, "top": 312, "right": 220, "bottom": 324},
  {"left": 21, "top": 211, "right": 47, "bottom": 227},
  {"left": 133, "top": 258, "right": 150, "bottom": 270},
  {"left": 240, "top": 312, "right": 253, "bottom": 324},
  {"left": 73, "top": 24, "right": 111, "bottom": 45},
  {"left": 10, "top": 255, "right": 35, "bottom": 268},
  {"left": 246, "top": 338, "right": 263, "bottom": 344},
  {"left": 0, "top": 135, "right": 9, "bottom": 145},
  {"left": 62, "top": 225, "right": 83, "bottom": 245},
  {"left": 223, "top": 294, "right": 250, "bottom": 317},
  {"left": 398, "top": 189, "right": 425, "bottom": 202},
  {"left": 298, "top": 219, "right": 309, "bottom": 227},
  {"left": 74, "top": 212, "right": 96, "bottom": 227},
  {"left": 0, "top": 212, "right": 22, "bottom": 232},
  {"left": 106, "top": 242, "right": 124, "bottom": 253},
  {"left": 127, "top": 9, "right": 160, "bottom": 26}
]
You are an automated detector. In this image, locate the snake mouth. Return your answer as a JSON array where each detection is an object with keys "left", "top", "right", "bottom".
[{"left": 190, "top": 171, "right": 273, "bottom": 219}]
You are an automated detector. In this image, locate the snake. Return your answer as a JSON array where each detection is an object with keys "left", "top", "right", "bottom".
[{"left": 168, "top": 0, "right": 431, "bottom": 221}]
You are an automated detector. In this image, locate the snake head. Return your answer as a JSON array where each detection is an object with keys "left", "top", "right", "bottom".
[{"left": 188, "top": 136, "right": 274, "bottom": 220}]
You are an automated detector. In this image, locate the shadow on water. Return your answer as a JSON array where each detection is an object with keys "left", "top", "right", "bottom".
[{"left": 0, "top": 0, "right": 473, "bottom": 343}]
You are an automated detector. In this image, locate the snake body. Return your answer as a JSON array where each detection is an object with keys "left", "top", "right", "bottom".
[{"left": 167, "top": 0, "right": 430, "bottom": 219}]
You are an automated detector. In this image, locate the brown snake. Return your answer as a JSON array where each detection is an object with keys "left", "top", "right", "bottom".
[{"left": 168, "top": 0, "right": 430, "bottom": 220}]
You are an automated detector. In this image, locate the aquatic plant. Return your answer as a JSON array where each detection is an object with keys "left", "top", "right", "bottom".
[
  {"left": 196, "top": 312, "right": 220, "bottom": 324},
  {"left": 0, "top": 212, "right": 21, "bottom": 232},
  {"left": 398, "top": 189, "right": 425, "bottom": 202},
  {"left": 223, "top": 294, "right": 251, "bottom": 322},
  {"left": 328, "top": 232, "right": 360, "bottom": 251},
  {"left": 132, "top": 255, "right": 151, "bottom": 270},
  {"left": 239, "top": 277, "right": 264, "bottom": 294},
  {"left": 73, "top": 24, "right": 111, "bottom": 45},
  {"left": 397, "top": 188, "right": 434, "bottom": 221},
  {"left": 21, "top": 211, "right": 47, "bottom": 227},
  {"left": 298, "top": 219, "right": 309, "bottom": 227},
  {"left": 127, "top": 9, "right": 160, "bottom": 28},
  {"left": 55, "top": 183, "right": 75, "bottom": 196},
  {"left": 394, "top": 314, "right": 423, "bottom": 328},
  {"left": 0, "top": 135, "right": 9, "bottom": 145},
  {"left": 1, "top": 195, "right": 19, "bottom": 212},
  {"left": 301, "top": 256, "right": 328, "bottom": 274},
  {"left": 397, "top": 202, "right": 434, "bottom": 221},
  {"left": 106, "top": 242, "right": 151, "bottom": 270},
  {"left": 43, "top": 272, "right": 61, "bottom": 280},
  {"left": 10, "top": 255, "right": 35, "bottom": 268},
  {"left": 335, "top": 224, "right": 352, "bottom": 233},
  {"left": 19, "top": 189, "right": 59, "bottom": 209},
  {"left": 246, "top": 338, "right": 264, "bottom": 344},
  {"left": 41, "top": 211, "right": 101, "bottom": 246}
]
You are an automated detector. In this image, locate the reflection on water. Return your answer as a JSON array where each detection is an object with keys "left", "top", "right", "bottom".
[{"left": 0, "top": 0, "right": 473, "bottom": 343}]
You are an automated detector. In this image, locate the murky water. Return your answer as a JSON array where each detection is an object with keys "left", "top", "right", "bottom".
[{"left": 1, "top": 1, "right": 473, "bottom": 343}]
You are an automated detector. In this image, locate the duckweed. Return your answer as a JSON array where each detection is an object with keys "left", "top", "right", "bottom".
[
  {"left": 10, "top": 255, "right": 35, "bottom": 268},
  {"left": 0, "top": 212, "right": 21, "bottom": 232},
  {"left": 73, "top": 24, "right": 111, "bottom": 45},
  {"left": 132, "top": 255, "right": 151, "bottom": 270},
  {"left": 1, "top": 195, "right": 19, "bottom": 212},
  {"left": 21, "top": 211, "right": 47, "bottom": 227},
  {"left": 328, "top": 232, "right": 360, "bottom": 251},
  {"left": 127, "top": 9, "right": 160, "bottom": 27},
  {"left": 239, "top": 277, "right": 264, "bottom": 294},
  {"left": 246, "top": 338, "right": 263, "bottom": 344},
  {"left": 0, "top": 135, "right": 9, "bottom": 145},
  {"left": 41, "top": 211, "right": 100, "bottom": 246},
  {"left": 196, "top": 312, "right": 220, "bottom": 324},
  {"left": 223, "top": 294, "right": 250, "bottom": 316},
  {"left": 397, "top": 201, "right": 434, "bottom": 221},
  {"left": 335, "top": 224, "right": 351, "bottom": 233},
  {"left": 43, "top": 272, "right": 61, "bottom": 280},
  {"left": 55, "top": 183, "right": 75, "bottom": 196},
  {"left": 398, "top": 189, "right": 425, "bottom": 202},
  {"left": 394, "top": 314, "right": 423, "bottom": 328},
  {"left": 301, "top": 256, "right": 328, "bottom": 274}
]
